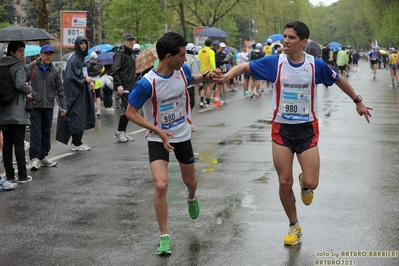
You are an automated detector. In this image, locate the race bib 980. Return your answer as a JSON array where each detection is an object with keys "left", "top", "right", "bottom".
[{"left": 159, "top": 100, "right": 185, "bottom": 129}]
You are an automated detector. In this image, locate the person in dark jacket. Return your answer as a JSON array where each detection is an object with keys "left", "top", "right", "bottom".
[
  {"left": 321, "top": 44, "right": 330, "bottom": 65},
  {"left": 0, "top": 41, "right": 33, "bottom": 184},
  {"left": 111, "top": 34, "right": 136, "bottom": 143},
  {"left": 26, "top": 45, "right": 67, "bottom": 170},
  {"left": 56, "top": 36, "right": 95, "bottom": 151},
  {"left": 215, "top": 42, "right": 229, "bottom": 105},
  {"left": 249, "top": 43, "right": 265, "bottom": 98},
  {"left": 86, "top": 52, "right": 104, "bottom": 116},
  {"left": 86, "top": 52, "right": 104, "bottom": 77}
]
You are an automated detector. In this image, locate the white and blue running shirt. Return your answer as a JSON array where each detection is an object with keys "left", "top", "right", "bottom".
[
  {"left": 249, "top": 54, "right": 338, "bottom": 124},
  {"left": 368, "top": 51, "right": 378, "bottom": 61},
  {"left": 128, "top": 64, "right": 194, "bottom": 143}
]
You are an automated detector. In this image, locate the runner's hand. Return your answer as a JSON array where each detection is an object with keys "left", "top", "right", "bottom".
[
  {"left": 356, "top": 103, "right": 373, "bottom": 123},
  {"left": 157, "top": 129, "right": 175, "bottom": 152}
]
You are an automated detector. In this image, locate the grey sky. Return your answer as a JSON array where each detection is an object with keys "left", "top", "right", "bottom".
[{"left": 309, "top": 0, "right": 338, "bottom": 6}]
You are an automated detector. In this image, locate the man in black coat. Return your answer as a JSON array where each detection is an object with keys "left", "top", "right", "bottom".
[
  {"left": 321, "top": 43, "right": 330, "bottom": 65},
  {"left": 56, "top": 36, "right": 95, "bottom": 151},
  {"left": 111, "top": 34, "right": 136, "bottom": 143}
]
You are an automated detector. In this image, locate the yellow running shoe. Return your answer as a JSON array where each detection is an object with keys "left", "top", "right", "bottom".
[
  {"left": 299, "top": 173, "right": 313, "bottom": 205},
  {"left": 284, "top": 223, "right": 302, "bottom": 245}
]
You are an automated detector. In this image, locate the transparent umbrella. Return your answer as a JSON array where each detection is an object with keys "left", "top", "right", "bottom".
[{"left": 136, "top": 45, "right": 158, "bottom": 74}]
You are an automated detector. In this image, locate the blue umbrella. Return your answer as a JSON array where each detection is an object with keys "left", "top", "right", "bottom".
[
  {"left": 329, "top": 42, "right": 341, "bottom": 52},
  {"left": 97, "top": 52, "right": 114, "bottom": 66},
  {"left": 195, "top": 27, "right": 229, "bottom": 38},
  {"left": 264, "top": 34, "right": 284, "bottom": 44},
  {"left": 88, "top": 44, "right": 113, "bottom": 56},
  {"left": 24, "top": 44, "right": 41, "bottom": 57}
]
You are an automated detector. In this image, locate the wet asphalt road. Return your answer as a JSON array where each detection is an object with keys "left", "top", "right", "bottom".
[{"left": 1, "top": 60, "right": 398, "bottom": 266}]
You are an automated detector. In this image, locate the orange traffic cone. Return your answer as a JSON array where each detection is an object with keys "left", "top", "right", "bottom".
[{"left": 213, "top": 93, "right": 223, "bottom": 107}]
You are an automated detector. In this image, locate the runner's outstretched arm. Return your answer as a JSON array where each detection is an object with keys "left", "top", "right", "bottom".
[{"left": 335, "top": 75, "right": 373, "bottom": 123}]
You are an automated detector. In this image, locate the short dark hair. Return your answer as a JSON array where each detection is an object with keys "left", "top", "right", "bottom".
[
  {"left": 156, "top": 32, "right": 187, "bottom": 60},
  {"left": 284, "top": 21, "right": 310, "bottom": 40},
  {"left": 205, "top": 39, "right": 212, "bottom": 46},
  {"left": 7, "top": 41, "right": 25, "bottom": 56}
]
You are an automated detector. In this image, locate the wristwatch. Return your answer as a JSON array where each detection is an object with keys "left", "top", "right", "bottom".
[
  {"left": 353, "top": 94, "right": 363, "bottom": 103},
  {"left": 202, "top": 71, "right": 209, "bottom": 80}
]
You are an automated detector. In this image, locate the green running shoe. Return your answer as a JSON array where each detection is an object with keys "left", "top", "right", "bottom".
[
  {"left": 186, "top": 188, "right": 200, "bottom": 219},
  {"left": 156, "top": 235, "right": 171, "bottom": 255}
]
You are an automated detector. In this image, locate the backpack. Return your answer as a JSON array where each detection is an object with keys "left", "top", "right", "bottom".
[
  {"left": 0, "top": 66, "right": 17, "bottom": 106},
  {"left": 229, "top": 52, "right": 237, "bottom": 67},
  {"left": 250, "top": 50, "right": 264, "bottom": 61},
  {"left": 85, "top": 60, "right": 104, "bottom": 77}
]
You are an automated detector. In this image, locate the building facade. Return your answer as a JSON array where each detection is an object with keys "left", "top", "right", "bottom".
[{"left": 13, "top": 0, "right": 27, "bottom": 25}]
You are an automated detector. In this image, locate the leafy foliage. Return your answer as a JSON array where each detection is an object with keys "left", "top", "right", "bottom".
[
  {"left": 14, "top": 0, "right": 399, "bottom": 50},
  {"left": 0, "top": 1, "right": 17, "bottom": 25},
  {"left": 102, "top": 0, "right": 165, "bottom": 45}
]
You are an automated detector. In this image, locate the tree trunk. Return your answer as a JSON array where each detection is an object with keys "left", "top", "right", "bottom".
[
  {"left": 179, "top": 2, "right": 186, "bottom": 39},
  {"left": 93, "top": 0, "right": 102, "bottom": 45},
  {"left": 30, "top": 0, "right": 51, "bottom": 46}
]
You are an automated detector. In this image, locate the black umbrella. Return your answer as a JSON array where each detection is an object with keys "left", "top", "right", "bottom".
[
  {"left": 0, "top": 25, "right": 54, "bottom": 42},
  {"left": 62, "top": 51, "right": 74, "bottom": 61},
  {"left": 304, "top": 41, "right": 321, "bottom": 57}
]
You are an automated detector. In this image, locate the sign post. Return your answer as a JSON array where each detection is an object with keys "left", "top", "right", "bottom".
[{"left": 60, "top": 11, "right": 87, "bottom": 60}]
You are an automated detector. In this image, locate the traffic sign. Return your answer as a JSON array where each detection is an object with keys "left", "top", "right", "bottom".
[
  {"left": 62, "top": 28, "right": 86, "bottom": 47},
  {"left": 61, "top": 11, "right": 87, "bottom": 49}
]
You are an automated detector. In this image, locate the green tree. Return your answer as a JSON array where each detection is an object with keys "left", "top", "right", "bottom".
[
  {"left": 362, "top": 0, "right": 399, "bottom": 47},
  {"left": 102, "top": 0, "right": 164, "bottom": 44},
  {"left": 21, "top": 0, "right": 38, "bottom": 27},
  {"left": 27, "top": 0, "right": 51, "bottom": 45},
  {"left": 155, "top": 0, "right": 242, "bottom": 47},
  {"left": 0, "top": 5, "right": 11, "bottom": 28},
  {"left": 0, "top": 1, "right": 17, "bottom": 25}
]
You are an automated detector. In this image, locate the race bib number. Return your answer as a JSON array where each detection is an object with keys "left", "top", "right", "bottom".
[
  {"left": 159, "top": 100, "right": 185, "bottom": 129},
  {"left": 281, "top": 91, "right": 310, "bottom": 121}
]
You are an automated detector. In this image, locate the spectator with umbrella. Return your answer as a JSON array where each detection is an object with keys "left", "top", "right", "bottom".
[{"left": 0, "top": 41, "right": 33, "bottom": 184}]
